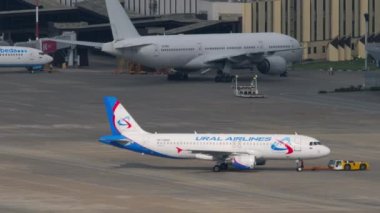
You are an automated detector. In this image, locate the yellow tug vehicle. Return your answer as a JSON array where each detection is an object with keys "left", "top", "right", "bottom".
[{"left": 328, "top": 160, "right": 369, "bottom": 171}]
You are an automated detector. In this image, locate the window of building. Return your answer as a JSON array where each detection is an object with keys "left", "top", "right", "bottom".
[
  {"left": 293, "top": 0, "right": 298, "bottom": 39},
  {"left": 373, "top": 0, "right": 376, "bottom": 33},
  {"left": 256, "top": 3, "right": 259, "bottom": 32},
  {"left": 284, "top": 0, "right": 289, "bottom": 34},
  {"left": 314, "top": 0, "right": 317, "bottom": 41},
  {"left": 308, "top": 47, "right": 312, "bottom": 54},
  {"left": 314, "top": 47, "right": 317, "bottom": 54},
  {"left": 265, "top": 2, "right": 268, "bottom": 32},
  {"left": 322, "top": 46, "right": 326, "bottom": 53},
  {"left": 372, "top": 16, "right": 375, "bottom": 34}
]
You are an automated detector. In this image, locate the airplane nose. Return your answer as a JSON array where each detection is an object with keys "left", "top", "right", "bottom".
[
  {"left": 323, "top": 146, "right": 331, "bottom": 156},
  {"left": 46, "top": 55, "right": 53, "bottom": 63}
]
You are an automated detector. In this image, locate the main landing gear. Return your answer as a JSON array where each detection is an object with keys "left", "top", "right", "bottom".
[
  {"left": 167, "top": 72, "right": 188, "bottom": 81},
  {"left": 27, "top": 66, "right": 43, "bottom": 74},
  {"left": 212, "top": 162, "right": 228, "bottom": 172},
  {"left": 215, "top": 61, "right": 234, "bottom": 83},
  {"left": 296, "top": 159, "right": 304, "bottom": 172},
  {"left": 214, "top": 72, "right": 234, "bottom": 83},
  {"left": 280, "top": 71, "right": 288, "bottom": 77}
]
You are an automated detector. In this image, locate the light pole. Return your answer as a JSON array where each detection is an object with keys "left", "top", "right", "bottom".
[
  {"left": 364, "top": 13, "right": 369, "bottom": 71},
  {"left": 253, "top": 75, "right": 258, "bottom": 95},
  {"left": 35, "top": 0, "right": 39, "bottom": 40},
  {"left": 235, "top": 75, "right": 239, "bottom": 95}
]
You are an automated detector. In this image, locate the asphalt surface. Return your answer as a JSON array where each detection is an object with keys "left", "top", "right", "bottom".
[{"left": 0, "top": 57, "right": 379, "bottom": 212}]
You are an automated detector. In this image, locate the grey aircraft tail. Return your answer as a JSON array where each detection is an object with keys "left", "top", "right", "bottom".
[{"left": 105, "top": 0, "right": 140, "bottom": 41}]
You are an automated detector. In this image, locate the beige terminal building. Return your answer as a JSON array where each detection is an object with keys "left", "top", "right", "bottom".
[{"left": 241, "top": 0, "right": 380, "bottom": 61}]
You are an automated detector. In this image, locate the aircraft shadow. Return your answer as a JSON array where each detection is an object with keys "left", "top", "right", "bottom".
[
  {"left": 115, "top": 162, "right": 210, "bottom": 171},
  {"left": 114, "top": 163, "right": 308, "bottom": 173},
  {"left": 0, "top": 70, "right": 31, "bottom": 75}
]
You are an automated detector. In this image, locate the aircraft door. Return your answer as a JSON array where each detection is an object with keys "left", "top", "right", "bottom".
[
  {"left": 197, "top": 42, "right": 202, "bottom": 56},
  {"left": 290, "top": 39, "right": 296, "bottom": 48},
  {"left": 154, "top": 44, "right": 159, "bottom": 57},
  {"left": 293, "top": 135, "right": 301, "bottom": 151},
  {"left": 29, "top": 52, "right": 35, "bottom": 62},
  {"left": 258, "top": 41, "right": 264, "bottom": 50}
]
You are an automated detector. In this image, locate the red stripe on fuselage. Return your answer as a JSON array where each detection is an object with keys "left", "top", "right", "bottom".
[{"left": 276, "top": 139, "right": 294, "bottom": 155}]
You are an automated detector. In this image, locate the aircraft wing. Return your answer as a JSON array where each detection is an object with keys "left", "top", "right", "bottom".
[
  {"left": 113, "top": 40, "right": 152, "bottom": 49},
  {"left": 47, "top": 39, "right": 152, "bottom": 50},
  {"left": 186, "top": 149, "right": 251, "bottom": 160},
  {"left": 46, "top": 39, "right": 104, "bottom": 49},
  {"left": 203, "top": 52, "right": 263, "bottom": 64},
  {"left": 204, "top": 47, "right": 303, "bottom": 64}
]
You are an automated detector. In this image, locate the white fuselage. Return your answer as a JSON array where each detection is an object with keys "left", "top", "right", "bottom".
[
  {"left": 100, "top": 96, "right": 331, "bottom": 171},
  {"left": 103, "top": 33, "right": 302, "bottom": 70},
  {"left": 0, "top": 46, "right": 53, "bottom": 68},
  {"left": 102, "top": 133, "right": 330, "bottom": 161}
]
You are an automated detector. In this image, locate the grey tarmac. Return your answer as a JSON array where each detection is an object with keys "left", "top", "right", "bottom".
[{"left": 0, "top": 57, "right": 379, "bottom": 212}]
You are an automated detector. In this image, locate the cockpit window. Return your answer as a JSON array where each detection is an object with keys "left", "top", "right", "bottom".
[
  {"left": 310, "top": 142, "right": 322, "bottom": 146},
  {"left": 39, "top": 52, "right": 45, "bottom": 55}
]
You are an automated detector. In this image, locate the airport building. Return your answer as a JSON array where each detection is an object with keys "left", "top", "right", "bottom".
[
  {"left": 123, "top": 0, "right": 243, "bottom": 20},
  {"left": 125, "top": 0, "right": 380, "bottom": 62},
  {"left": 242, "top": 0, "right": 380, "bottom": 61},
  {"left": 197, "top": 0, "right": 244, "bottom": 21},
  {"left": 124, "top": 0, "right": 199, "bottom": 15},
  {"left": 53, "top": 0, "right": 82, "bottom": 7},
  {"left": 0, "top": 0, "right": 239, "bottom": 68}
]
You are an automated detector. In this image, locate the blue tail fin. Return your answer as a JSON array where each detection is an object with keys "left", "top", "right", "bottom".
[
  {"left": 104, "top": 96, "right": 120, "bottom": 135},
  {"left": 103, "top": 96, "right": 147, "bottom": 136}
]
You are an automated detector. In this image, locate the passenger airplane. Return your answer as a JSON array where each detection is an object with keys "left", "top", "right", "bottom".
[
  {"left": 53, "top": 0, "right": 303, "bottom": 82},
  {"left": 0, "top": 46, "right": 53, "bottom": 72},
  {"left": 99, "top": 97, "right": 331, "bottom": 172}
]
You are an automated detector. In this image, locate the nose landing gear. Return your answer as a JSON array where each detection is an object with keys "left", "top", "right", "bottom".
[{"left": 296, "top": 159, "right": 304, "bottom": 172}]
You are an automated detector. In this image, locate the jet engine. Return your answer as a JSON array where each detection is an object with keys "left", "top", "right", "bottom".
[
  {"left": 256, "top": 158, "right": 266, "bottom": 166},
  {"left": 257, "top": 55, "right": 287, "bottom": 75},
  {"left": 231, "top": 155, "right": 256, "bottom": 170}
]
